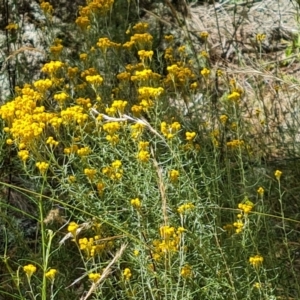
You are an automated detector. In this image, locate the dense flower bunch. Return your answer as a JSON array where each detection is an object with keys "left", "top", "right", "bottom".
[{"left": 152, "top": 226, "right": 185, "bottom": 260}]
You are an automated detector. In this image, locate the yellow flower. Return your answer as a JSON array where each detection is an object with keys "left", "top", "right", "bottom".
[
  {"left": 185, "top": 132, "right": 196, "bottom": 142},
  {"left": 84, "top": 168, "right": 97, "bottom": 180},
  {"left": 137, "top": 150, "right": 150, "bottom": 162},
  {"left": 169, "top": 169, "right": 179, "bottom": 182},
  {"left": 80, "top": 53, "right": 88, "bottom": 60},
  {"left": 133, "top": 249, "right": 139, "bottom": 256},
  {"left": 257, "top": 187, "right": 264, "bottom": 196},
  {"left": 5, "top": 23, "right": 18, "bottom": 31},
  {"left": 180, "top": 265, "right": 192, "bottom": 278},
  {"left": 256, "top": 33, "right": 266, "bottom": 43},
  {"left": 18, "top": 150, "right": 29, "bottom": 162},
  {"left": 249, "top": 255, "right": 263, "bottom": 268},
  {"left": 219, "top": 115, "right": 228, "bottom": 125},
  {"left": 89, "top": 273, "right": 101, "bottom": 283},
  {"left": 238, "top": 200, "right": 254, "bottom": 214},
  {"left": 200, "top": 31, "right": 209, "bottom": 39},
  {"left": 45, "top": 269, "right": 57, "bottom": 281},
  {"left": 77, "top": 146, "right": 91, "bottom": 156},
  {"left": 274, "top": 170, "right": 282, "bottom": 181},
  {"left": 123, "top": 268, "right": 132, "bottom": 280},
  {"left": 233, "top": 220, "right": 244, "bottom": 233},
  {"left": 138, "top": 141, "right": 149, "bottom": 150},
  {"left": 177, "top": 203, "right": 195, "bottom": 214},
  {"left": 36, "top": 162, "right": 49, "bottom": 174},
  {"left": 228, "top": 91, "right": 240, "bottom": 102},
  {"left": 40, "top": 1, "right": 53, "bottom": 15},
  {"left": 201, "top": 68, "right": 210, "bottom": 77},
  {"left": 96, "top": 182, "right": 105, "bottom": 196},
  {"left": 131, "top": 198, "right": 141, "bottom": 209},
  {"left": 86, "top": 75, "right": 104, "bottom": 85},
  {"left": 67, "top": 221, "right": 79, "bottom": 237},
  {"left": 23, "top": 264, "right": 37, "bottom": 279}
]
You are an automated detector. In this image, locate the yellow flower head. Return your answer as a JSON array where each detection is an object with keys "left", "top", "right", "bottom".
[
  {"left": 67, "top": 221, "right": 79, "bottom": 237},
  {"left": 169, "top": 169, "right": 179, "bottom": 182},
  {"left": 257, "top": 187, "right": 264, "bottom": 196},
  {"left": 131, "top": 198, "right": 141, "bottom": 209},
  {"left": 249, "top": 255, "right": 263, "bottom": 268},
  {"left": 201, "top": 68, "right": 210, "bottom": 77},
  {"left": 89, "top": 273, "right": 101, "bottom": 283},
  {"left": 274, "top": 170, "right": 282, "bottom": 181},
  {"left": 123, "top": 268, "right": 132, "bottom": 280},
  {"left": 180, "top": 265, "right": 192, "bottom": 278},
  {"left": 45, "top": 269, "right": 57, "bottom": 281},
  {"left": 23, "top": 264, "right": 37, "bottom": 279}
]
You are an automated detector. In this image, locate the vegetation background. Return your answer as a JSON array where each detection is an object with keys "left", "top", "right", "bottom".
[{"left": 1, "top": 0, "right": 300, "bottom": 299}]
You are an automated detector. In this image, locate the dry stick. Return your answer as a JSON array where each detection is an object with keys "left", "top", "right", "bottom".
[{"left": 80, "top": 244, "right": 127, "bottom": 300}]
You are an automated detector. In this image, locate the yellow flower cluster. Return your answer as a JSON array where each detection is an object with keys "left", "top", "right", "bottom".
[
  {"left": 33, "top": 78, "right": 53, "bottom": 92},
  {"left": 132, "top": 22, "right": 149, "bottom": 33},
  {"left": 41, "top": 60, "right": 64, "bottom": 75},
  {"left": 219, "top": 114, "right": 228, "bottom": 125},
  {"left": 106, "top": 100, "right": 128, "bottom": 116},
  {"left": 36, "top": 162, "right": 49, "bottom": 174},
  {"left": 76, "top": 147, "right": 91, "bottom": 157},
  {"left": 180, "top": 265, "right": 192, "bottom": 278},
  {"left": 201, "top": 67, "right": 210, "bottom": 77},
  {"left": 102, "top": 160, "right": 123, "bottom": 180},
  {"left": 131, "top": 198, "right": 141, "bottom": 209},
  {"left": 249, "top": 255, "right": 263, "bottom": 268},
  {"left": 61, "top": 106, "right": 88, "bottom": 125},
  {"left": 137, "top": 86, "right": 164, "bottom": 111},
  {"left": 123, "top": 33, "right": 153, "bottom": 50},
  {"left": 89, "top": 273, "right": 101, "bottom": 283},
  {"left": 230, "top": 198, "right": 254, "bottom": 234},
  {"left": 45, "top": 269, "right": 57, "bottom": 281},
  {"left": 166, "top": 64, "right": 196, "bottom": 87},
  {"left": 97, "top": 37, "right": 121, "bottom": 52},
  {"left": 86, "top": 75, "right": 104, "bottom": 85},
  {"left": 177, "top": 202, "right": 195, "bottom": 215},
  {"left": 185, "top": 132, "right": 196, "bottom": 142},
  {"left": 5, "top": 23, "right": 18, "bottom": 31},
  {"left": 75, "top": 0, "right": 114, "bottom": 29},
  {"left": 152, "top": 226, "right": 185, "bottom": 260},
  {"left": 233, "top": 219, "right": 244, "bottom": 234},
  {"left": 256, "top": 33, "right": 266, "bottom": 43},
  {"left": 64, "top": 144, "right": 79, "bottom": 155},
  {"left": 40, "top": 1, "right": 53, "bottom": 15},
  {"left": 18, "top": 150, "right": 29, "bottom": 162},
  {"left": 131, "top": 69, "right": 161, "bottom": 82},
  {"left": 226, "top": 139, "right": 244, "bottom": 149},
  {"left": 67, "top": 221, "right": 79, "bottom": 237},
  {"left": 137, "top": 140, "right": 150, "bottom": 162},
  {"left": 257, "top": 186, "right": 264, "bottom": 196},
  {"left": 54, "top": 92, "right": 68, "bottom": 104},
  {"left": 238, "top": 200, "right": 254, "bottom": 214},
  {"left": 227, "top": 91, "right": 241, "bottom": 102},
  {"left": 123, "top": 268, "right": 132, "bottom": 280},
  {"left": 161, "top": 121, "right": 181, "bottom": 139},
  {"left": 138, "top": 50, "right": 153, "bottom": 64},
  {"left": 23, "top": 264, "right": 37, "bottom": 278},
  {"left": 50, "top": 38, "right": 63, "bottom": 56},
  {"left": 169, "top": 169, "right": 179, "bottom": 182},
  {"left": 274, "top": 170, "right": 282, "bottom": 180},
  {"left": 46, "top": 136, "right": 59, "bottom": 147},
  {"left": 79, "top": 235, "right": 112, "bottom": 258},
  {"left": 84, "top": 168, "right": 97, "bottom": 180},
  {"left": 131, "top": 122, "right": 145, "bottom": 139}
]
